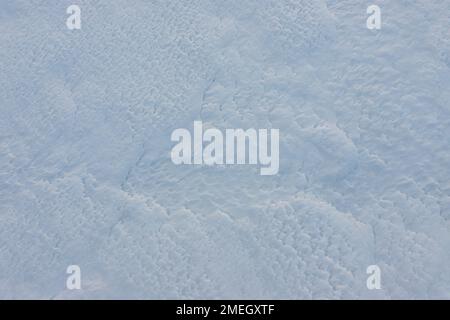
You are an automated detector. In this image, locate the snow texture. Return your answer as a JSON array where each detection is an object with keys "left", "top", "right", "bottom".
[{"left": 1, "top": 0, "right": 450, "bottom": 299}]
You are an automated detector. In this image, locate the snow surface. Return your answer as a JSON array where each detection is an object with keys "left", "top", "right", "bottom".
[{"left": 1, "top": 0, "right": 450, "bottom": 299}]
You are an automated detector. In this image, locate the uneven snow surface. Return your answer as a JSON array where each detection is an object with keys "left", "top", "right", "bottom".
[{"left": 1, "top": 0, "right": 450, "bottom": 299}]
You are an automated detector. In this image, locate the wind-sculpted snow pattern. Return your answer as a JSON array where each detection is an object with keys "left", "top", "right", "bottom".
[{"left": 1, "top": 0, "right": 450, "bottom": 299}]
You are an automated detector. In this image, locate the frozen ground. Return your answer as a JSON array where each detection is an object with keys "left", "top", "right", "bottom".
[{"left": 1, "top": 0, "right": 450, "bottom": 299}]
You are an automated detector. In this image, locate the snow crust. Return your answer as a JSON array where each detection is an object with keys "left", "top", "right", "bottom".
[{"left": 1, "top": 0, "right": 450, "bottom": 299}]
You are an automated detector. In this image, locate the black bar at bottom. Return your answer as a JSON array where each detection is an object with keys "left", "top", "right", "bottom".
[{"left": 0, "top": 299, "right": 445, "bottom": 318}]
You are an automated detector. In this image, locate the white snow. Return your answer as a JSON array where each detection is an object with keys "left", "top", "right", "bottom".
[{"left": 1, "top": 0, "right": 450, "bottom": 299}]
